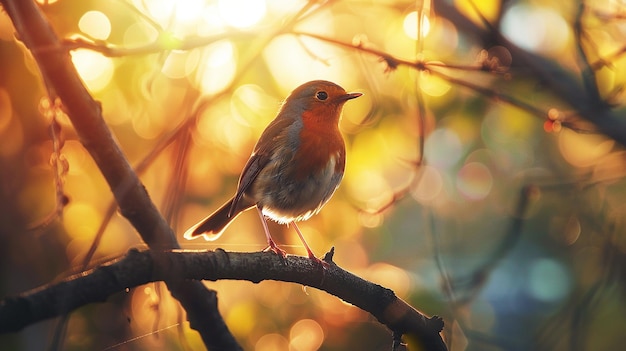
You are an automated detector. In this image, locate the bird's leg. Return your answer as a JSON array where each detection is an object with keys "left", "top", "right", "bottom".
[
  {"left": 256, "top": 206, "right": 287, "bottom": 257},
  {"left": 290, "top": 222, "right": 328, "bottom": 267}
]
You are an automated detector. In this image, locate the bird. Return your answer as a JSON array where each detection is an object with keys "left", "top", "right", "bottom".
[{"left": 184, "top": 80, "right": 362, "bottom": 262}]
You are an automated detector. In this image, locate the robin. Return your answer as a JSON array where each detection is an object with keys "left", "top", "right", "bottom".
[{"left": 184, "top": 80, "right": 362, "bottom": 262}]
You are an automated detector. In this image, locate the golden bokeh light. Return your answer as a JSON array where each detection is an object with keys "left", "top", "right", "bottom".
[
  {"left": 318, "top": 293, "right": 364, "bottom": 328},
  {"left": 345, "top": 169, "right": 391, "bottom": 205},
  {"left": 419, "top": 68, "right": 451, "bottom": 97},
  {"left": 226, "top": 300, "right": 258, "bottom": 337},
  {"left": 62, "top": 140, "right": 89, "bottom": 176},
  {"left": 253, "top": 280, "right": 292, "bottom": 309},
  {"left": 78, "top": 11, "right": 111, "bottom": 40},
  {"left": 255, "top": 333, "right": 289, "bottom": 351},
  {"left": 63, "top": 202, "right": 102, "bottom": 240},
  {"left": 403, "top": 11, "right": 431, "bottom": 40},
  {"left": 341, "top": 89, "right": 373, "bottom": 132},
  {"left": 130, "top": 79, "right": 188, "bottom": 139},
  {"left": 364, "top": 263, "right": 411, "bottom": 298},
  {"left": 318, "top": 200, "right": 362, "bottom": 242},
  {"left": 196, "top": 40, "right": 237, "bottom": 95},
  {"left": 289, "top": 319, "right": 324, "bottom": 351},
  {"left": 70, "top": 49, "right": 115, "bottom": 93},
  {"left": 184, "top": 147, "right": 225, "bottom": 195},
  {"left": 162, "top": 50, "right": 200, "bottom": 79},
  {"left": 263, "top": 35, "right": 357, "bottom": 92},
  {"left": 359, "top": 210, "right": 383, "bottom": 228},
  {"left": 133, "top": 0, "right": 207, "bottom": 33},
  {"left": 332, "top": 237, "right": 369, "bottom": 269},
  {"left": 123, "top": 22, "right": 159, "bottom": 47},
  {"left": 559, "top": 129, "right": 615, "bottom": 168},
  {"left": 196, "top": 98, "right": 253, "bottom": 156},
  {"left": 384, "top": 13, "right": 420, "bottom": 61},
  {"left": 230, "top": 84, "right": 278, "bottom": 127}
]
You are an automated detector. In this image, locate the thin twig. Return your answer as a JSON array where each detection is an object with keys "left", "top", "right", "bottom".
[{"left": 574, "top": 1, "right": 604, "bottom": 108}]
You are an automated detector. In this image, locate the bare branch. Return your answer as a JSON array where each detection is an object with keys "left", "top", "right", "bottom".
[{"left": 0, "top": 249, "right": 448, "bottom": 351}]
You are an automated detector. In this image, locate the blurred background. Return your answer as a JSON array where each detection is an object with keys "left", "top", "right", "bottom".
[{"left": 1, "top": 0, "right": 626, "bottom": 350}]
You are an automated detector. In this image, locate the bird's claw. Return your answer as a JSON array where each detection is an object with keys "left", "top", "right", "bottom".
[
  {"left": 263, "top": 239, "right": 287, "bottom": 259},
  {"left": 309, "top": 255, "right": 330, "bottom": 269}
]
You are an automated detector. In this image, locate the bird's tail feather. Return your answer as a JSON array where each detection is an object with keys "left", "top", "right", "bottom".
[{"left": 183, "top": 198, "right": 248, "bottom": 241}]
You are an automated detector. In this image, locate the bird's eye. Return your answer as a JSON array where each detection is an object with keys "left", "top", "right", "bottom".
[{"left": 315, "top": 91, "right": 328, "bottom": 101}]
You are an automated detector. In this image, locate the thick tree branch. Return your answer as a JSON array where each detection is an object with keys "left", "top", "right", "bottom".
[
  {"left": 0, "top": 1, "right": 239, "bottom": 349},
  {"left": 0, "top": 249, "right": 447, "bottom": 351}
]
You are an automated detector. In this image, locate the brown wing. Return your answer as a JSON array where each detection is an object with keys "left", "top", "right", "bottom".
[{"left": 229, "top": 116, "right": 296, "bottom": 216}]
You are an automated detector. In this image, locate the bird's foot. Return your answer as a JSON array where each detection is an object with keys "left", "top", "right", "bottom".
[
  {"left": 263, "top": 239, "right": 287, "bottom": 258},
  {"left": 308, "top": 253, "right": 330, "bottom": 269}
]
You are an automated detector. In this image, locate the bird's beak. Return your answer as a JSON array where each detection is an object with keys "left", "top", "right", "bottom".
[{"left": 335, "top": 92, "right": 363, "bottom": 102}]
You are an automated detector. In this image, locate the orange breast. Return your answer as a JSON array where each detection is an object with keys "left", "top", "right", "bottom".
[{"left": 293, "top": 110, "right": 345, "bottom": 179}]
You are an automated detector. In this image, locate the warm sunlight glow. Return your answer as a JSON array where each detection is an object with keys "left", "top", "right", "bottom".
[
  {"left": 174, "top": 0, "right": 207, "bottom": 22},
  {"left": 138, "top": 0, "right": 203, "bottom": 25},
  {"left": 289, "top": 319, "right": 324, "bottom": 351},
  {"left": 6, "top": 1, "right": 626, "bottom": 350},
  {"left": 403, "top": 11, "right": 431, "bottom": 40},
  {"left": 455, "top": 0, "right": 500, "bottom": 25},
  {"left": 62, "top": 140, "right": 90, "bottom": 176},
  {"left": 255, "top": 334, "right": 289, "bottom": 351},
  {"left": 162, "top": 50, "right": 200, "bottom": 79},
  {"left": 71, "top": 49, "right": 114, "bottom": 93},
  {"left": 196, "top": 98, "right": 252, "bottom": 156},
  {"left": 132, "top": 0, "right": 174, "bottom": 25},
  {"left": 218, "top": 0, "right": 267, "bottom": 28},
  {"left": 63, "top": 202, "right": 101, "bottom": 239},
  {"left": 230, "top": 84, "right": 277, "bottom": 127},
  {"left": 419, "top": 69, "right": 451, "bottom": 97},
  {"left": 78, "top": 11, "right": 111, "bottom": 40},
  {"left": 263, "top": 34, "right": 356, "bottom": 91},
  {"left": 226, "top": 301, "right": 257, "bottom": 337},
  {"left": 559, "top": 129, "right": 615, "bottom": 168},
  {"left": 196, "top": 40, "right": 237, "bottom": 95},
  {"left": 366, "top": 263, "right": 411, "bottom": 297},
  {"left": 123, "top": 22, "right": 159, "bottom": 47}
]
